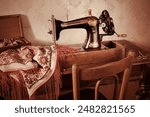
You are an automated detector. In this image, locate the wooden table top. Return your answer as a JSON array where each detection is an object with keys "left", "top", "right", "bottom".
[
  {"left": 113, "top": 40, "right": 150, "bottom": 65},
  {"left": 59, "top": 40, "right": 150, "bottom": 74}
]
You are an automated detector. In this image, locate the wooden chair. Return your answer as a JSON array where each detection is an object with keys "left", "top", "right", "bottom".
[{"left": 72, "top": 51, "right": 135, "bottom": 100}]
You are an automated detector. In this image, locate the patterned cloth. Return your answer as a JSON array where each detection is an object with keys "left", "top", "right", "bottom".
[
  {"left": 0, "top": 44, "right": 79, "bottom": 99},
  {"left": 0, "top": 45, "right": 59, "bottom": 99}
]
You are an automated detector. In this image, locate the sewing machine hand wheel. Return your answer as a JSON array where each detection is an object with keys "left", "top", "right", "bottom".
[{"left": 99, "top": 10, "right": 115, "bottom": 35}]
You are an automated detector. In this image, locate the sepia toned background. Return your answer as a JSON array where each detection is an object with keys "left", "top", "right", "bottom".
[{"left": 0, "top": 0, "right": 149, "bottom": 51}]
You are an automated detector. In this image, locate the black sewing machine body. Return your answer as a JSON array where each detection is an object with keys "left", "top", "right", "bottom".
[{"left": 49, "top": 10, "right": 115, "bottom": 50}]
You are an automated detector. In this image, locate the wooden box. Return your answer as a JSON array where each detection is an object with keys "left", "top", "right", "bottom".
[{"left": 0, "top": 14, "right": 30, "bottom": 52}]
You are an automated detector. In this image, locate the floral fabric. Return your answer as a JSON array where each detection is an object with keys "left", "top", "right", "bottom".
[{"left": 0, "top": 45, "right": 56, "bottom": 97}]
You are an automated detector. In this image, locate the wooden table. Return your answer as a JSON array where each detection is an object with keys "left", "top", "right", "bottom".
[
  {"left": 113, "top": 40, "right": 150, "bottom": 65},
  {"left": 114, "top": 40, "right": 150, "bottom": 99},
  {"left": 59, "top": 40, "right": 150, "bottom": 99},
  {"left": 60, "top": 41, "right": 125, "bottom": 74}
]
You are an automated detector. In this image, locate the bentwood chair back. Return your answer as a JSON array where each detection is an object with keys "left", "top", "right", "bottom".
[{"left": 72, "top": 51, "right": 135, "bottom": 100}]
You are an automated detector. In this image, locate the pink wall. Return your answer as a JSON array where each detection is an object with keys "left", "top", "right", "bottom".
[{"left": 0, "top": 0, "right": 149, "bottom": 51}]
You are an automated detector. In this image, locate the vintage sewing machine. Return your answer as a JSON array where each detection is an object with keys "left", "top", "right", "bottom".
[{"left": 49, "top": 10, "right": 117, "bottom": 50}]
